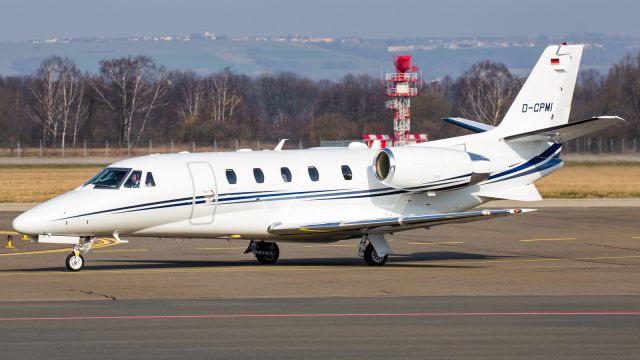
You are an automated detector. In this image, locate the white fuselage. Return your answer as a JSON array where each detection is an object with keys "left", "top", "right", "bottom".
[{"left": 12, "top": 132, "right": 562, "bottom": 243}]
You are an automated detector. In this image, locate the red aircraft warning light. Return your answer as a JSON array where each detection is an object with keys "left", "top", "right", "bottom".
[{"left": 362, "top": 55, "right": 428, "bottom": 147}]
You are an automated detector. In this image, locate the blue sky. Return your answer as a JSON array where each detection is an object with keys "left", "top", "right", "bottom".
[{"left": 0, "top": 0, "right": 637, "bottom": 41}]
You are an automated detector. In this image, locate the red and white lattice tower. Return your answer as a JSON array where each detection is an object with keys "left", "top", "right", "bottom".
[
  {"left": 363, "top": 55, "right": 427, "bottom": 148},
  {"left": 386, "top": 55, "right": 418, "bottom": 145}
]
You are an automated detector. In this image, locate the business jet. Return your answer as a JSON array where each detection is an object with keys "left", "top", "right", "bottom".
[{"left": 12, "top": 44, "right": 624, "bottom": 271}]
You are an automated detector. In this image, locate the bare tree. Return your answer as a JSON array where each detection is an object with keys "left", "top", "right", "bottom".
[
  {"left": 28, "top": 57, "right": 62, "bottom": 145},
  {"left": 91, "top": 56, "right": 169, "bottom": 148},
  {"left": 57, "top": 60, "right": 85, "bottom": 152},
  {"left": 455, "top": 61, "right": 520, "bottom": 126},
  {"left": 204, "top": 69, "right": 241, "bottom": 125},
  {"left": 175, "top": 71, "right": 203, "bottom": 124},
  {"left": 608, "top": 52, "right": 640, "bottom": 133},
  {"left": 27, "top": 56, "right": 87, "bottom": 150}
]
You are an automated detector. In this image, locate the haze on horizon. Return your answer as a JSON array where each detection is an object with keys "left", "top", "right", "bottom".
[{"left": 0, "top": 0, "right": 637, "bottom": 42}]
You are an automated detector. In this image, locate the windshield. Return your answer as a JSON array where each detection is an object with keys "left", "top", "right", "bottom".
[{"left": 84, "top": 168, "right": 131, "bottom": 189}]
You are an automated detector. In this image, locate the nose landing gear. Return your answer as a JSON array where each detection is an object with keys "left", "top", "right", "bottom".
[
  {"left": 65, "top": 237, "right": 94, "bottom": 272},
  {"left": 65, "top": 251, "right": 85, "bottom": 271}
]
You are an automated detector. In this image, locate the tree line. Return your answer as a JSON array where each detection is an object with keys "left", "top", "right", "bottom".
[{"left": 1, "top": 51, "right": 639, "bottom": 149}]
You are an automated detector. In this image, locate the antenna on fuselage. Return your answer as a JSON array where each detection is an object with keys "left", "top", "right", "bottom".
[{"left": 274, "top": 139, "right": 288, "bottom": 151}]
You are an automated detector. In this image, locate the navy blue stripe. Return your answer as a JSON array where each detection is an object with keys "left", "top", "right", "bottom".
[
  {"left": 488, "top": 144, "right": 562, "bottom": 180},
  {"left": 491, "top": 158, "right": 562, "bottom": 183},
  {"left": 56, "top": 196, "right": 196, "bottom": 220}
]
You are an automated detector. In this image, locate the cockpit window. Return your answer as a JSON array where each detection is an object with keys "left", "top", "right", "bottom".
[
  {"left": 85, "top": 168, "right": 131, "bottom": 189},
  {"left": 145, "top": 172, "right": 156, "bottom": 187},
  {"left": 124, "top": 170, "right": 142, "bottom": 188}
]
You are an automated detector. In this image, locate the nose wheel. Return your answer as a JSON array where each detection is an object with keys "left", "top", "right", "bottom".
[
  {"left": 65, "top": 251, "right": 85, "bottom": 271},
  {"left": 64, "top": 237, "right": 94, "bottom": 272}
]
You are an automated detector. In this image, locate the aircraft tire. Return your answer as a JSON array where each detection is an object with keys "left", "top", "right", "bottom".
[
  {"left": 256, "top": 242, "right": 279, "bottom": 265},
  {"left": 364, "top": 243, "right": 387, "bottom": 266},
  {"left": 65, "top": 253, "right": 85, "bottom": 271}
]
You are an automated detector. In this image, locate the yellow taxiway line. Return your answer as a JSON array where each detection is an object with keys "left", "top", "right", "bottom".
[
  {"left": 302, "top": 244, "right": 358, "bottom": 248},
  {"left": 408, "top": 241, "right": 465, "bottom": 245},
  {"left": 0, "top": 237, "right": 118, "bottom": 257},
  {"left": 519, "top": 237, "right": 577, "bottom": 242},
  {"left": 94, "top": 249, "right": 148, "bottom": 253}
]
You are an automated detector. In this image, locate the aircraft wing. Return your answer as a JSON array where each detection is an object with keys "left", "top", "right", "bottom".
[
  {"left": 267, "top": 208, "right": 535, "bottom": 236},
  {"left": 503, "top": 116, "right": 625, "bottom": 143}
]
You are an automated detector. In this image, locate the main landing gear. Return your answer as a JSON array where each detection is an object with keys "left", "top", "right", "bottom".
[
  {"left": 65, "top": 237, "right": 95, "bottom": 272},
  {"left": 359, "top": 234, "right": 392, "bottom": 266},
  {"left": 245, "top": 240, "right": 280, "bottom": 265}
]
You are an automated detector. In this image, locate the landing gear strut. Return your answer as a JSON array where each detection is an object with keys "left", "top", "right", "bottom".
[
  {"left": 359, "top": 234, "right": 391, "bottom": 266},
  {"left": 245, "top": 241, "right": 280, "bottom": 265},
  {"left": 65, "top": 237, "right": 94, "bottom": 272}
]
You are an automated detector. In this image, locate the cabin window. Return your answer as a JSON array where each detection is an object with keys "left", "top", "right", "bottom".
[
  {"left": 123, "top": 170, "right": 142, "bottom": 188},
  {"left": 145, "top": 172, "right": 156, "bottom": 187},
  {"left": 84, "top": 167, "right": 130, "bottom": 189},
  {"left": 225, "top": 169, "right": 237, "bottom": 185},
  {"left": 280, "top": 167, "right": 292, "bottom": 183},
  {"left": 253, "top": 168, "right": 265, "bottom": 183},
  {"left": 308, "top": 166, "right": 319, "bottom": 182},
  {"left": 341, "top": 165, "right": 353, "bottom": 181}
]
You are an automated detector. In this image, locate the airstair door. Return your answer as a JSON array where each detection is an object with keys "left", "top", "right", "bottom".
[{"left": 187, "top": 162, "right": 217, "bottom": 225}]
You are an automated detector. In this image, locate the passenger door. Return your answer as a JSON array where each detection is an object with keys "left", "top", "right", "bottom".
[{"left": 187, "top": 162, "right": 217, "bottom": 225}]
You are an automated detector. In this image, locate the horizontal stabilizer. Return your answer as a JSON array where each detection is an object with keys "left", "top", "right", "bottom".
[
  {"left": 442, "top": 117, "right": 495, "bottom": 133},
  {"left": 268, "top": 208, "right": 536, "bottom": 236},
  {"left": 503, "top": 116, "right": 625, "bottom": 143},
  {"left": 476, "top": 184, "right": 542, "bottom": 202}
]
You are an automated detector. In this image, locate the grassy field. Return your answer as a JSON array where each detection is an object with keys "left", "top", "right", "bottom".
[
  {"left": 0, "top": 163, "right": 638, "bottom": 202},
  {"left": 0, "top": 165, "right": 103, "bottom": 203},
  {"left": 536, "top": 162, "right": 640, "bottom": 198}
]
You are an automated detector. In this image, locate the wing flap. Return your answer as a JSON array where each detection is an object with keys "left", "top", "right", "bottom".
[
  {"left": 267, "top": 208, "right": 536, "bottom": 236},
  {"left": 502, "top": 116, "right": 625, "bottom": 143}
]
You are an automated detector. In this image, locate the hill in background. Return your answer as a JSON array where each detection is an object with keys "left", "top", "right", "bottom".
[{"left": 1, "top": 34, "right": 638, "bottom": 80}]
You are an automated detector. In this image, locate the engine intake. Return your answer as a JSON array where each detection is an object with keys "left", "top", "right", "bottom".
[{"left": 373, "top": 147, "right": 475, "bottom": 190}]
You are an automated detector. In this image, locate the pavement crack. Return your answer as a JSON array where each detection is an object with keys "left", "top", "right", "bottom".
[
  {"left": 585, "top": 243, "right": 640, "bottom": 253},
  {"left": 73, "top": 289, "right": 117, "bottom": 301}
]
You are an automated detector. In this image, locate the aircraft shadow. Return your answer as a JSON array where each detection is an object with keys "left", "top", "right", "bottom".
[{"left": 2, "top": 251, "right": 512, "bottom": 272}]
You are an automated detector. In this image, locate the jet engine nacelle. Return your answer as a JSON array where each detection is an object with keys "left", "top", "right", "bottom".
[{"left": 373, "top": 146, "right": 475, "bottom": 190}]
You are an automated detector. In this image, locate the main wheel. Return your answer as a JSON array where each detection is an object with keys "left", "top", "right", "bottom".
[
  {"left": 364, "top": 243, "right": 387, "bottom": 266},
  {"left": 256, "top": 242, "right": 279, "bottom": 265},
  {"left": 65, "top": 253, "right": 85, "bottom": 272}
]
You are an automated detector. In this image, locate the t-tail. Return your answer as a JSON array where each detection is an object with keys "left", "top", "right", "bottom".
[
  {"left": 445, "top": 44, "right": 625, "bottom": 202},
  {"left": 495, "top": 43, "right": 624, "bottom": 144}
]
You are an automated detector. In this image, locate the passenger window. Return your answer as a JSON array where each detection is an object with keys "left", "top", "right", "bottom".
[
  {"left": 308, "top": 166, "right": 319, "bottom": 182},
  {"left": 253, "top": 168, "right": 265, "bottom": 183},
  {"left": 226, "top": 169, "right": 237, "bottom": 185},
  {"left": 341, "top": 165, "right": 353, "bottom": 181},
  {"left": 124, "top": 170, "right": 142, "bottom": 188},
  {"left": 281, "top": 167, "right": 292, "bottom": 183},
  {"left": 145, "top": 172, "right": 156, "bottom": 187}
]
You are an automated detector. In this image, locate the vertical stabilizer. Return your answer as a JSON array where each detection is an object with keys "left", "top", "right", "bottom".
[{"left": 497, "top": 44, "right": 583, "bottom": 136}]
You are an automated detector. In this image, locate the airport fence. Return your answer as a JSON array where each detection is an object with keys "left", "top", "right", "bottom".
[
  {"left": 0, "top": 139, "right": 309, "bottom": 158},
  {"left": 0, "top": 137, "right": 638, "bottom": 158}
]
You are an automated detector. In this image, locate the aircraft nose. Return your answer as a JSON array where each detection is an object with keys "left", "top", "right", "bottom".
[{"left": 12, "top": 210, "right": 41, "bottom": 235}]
